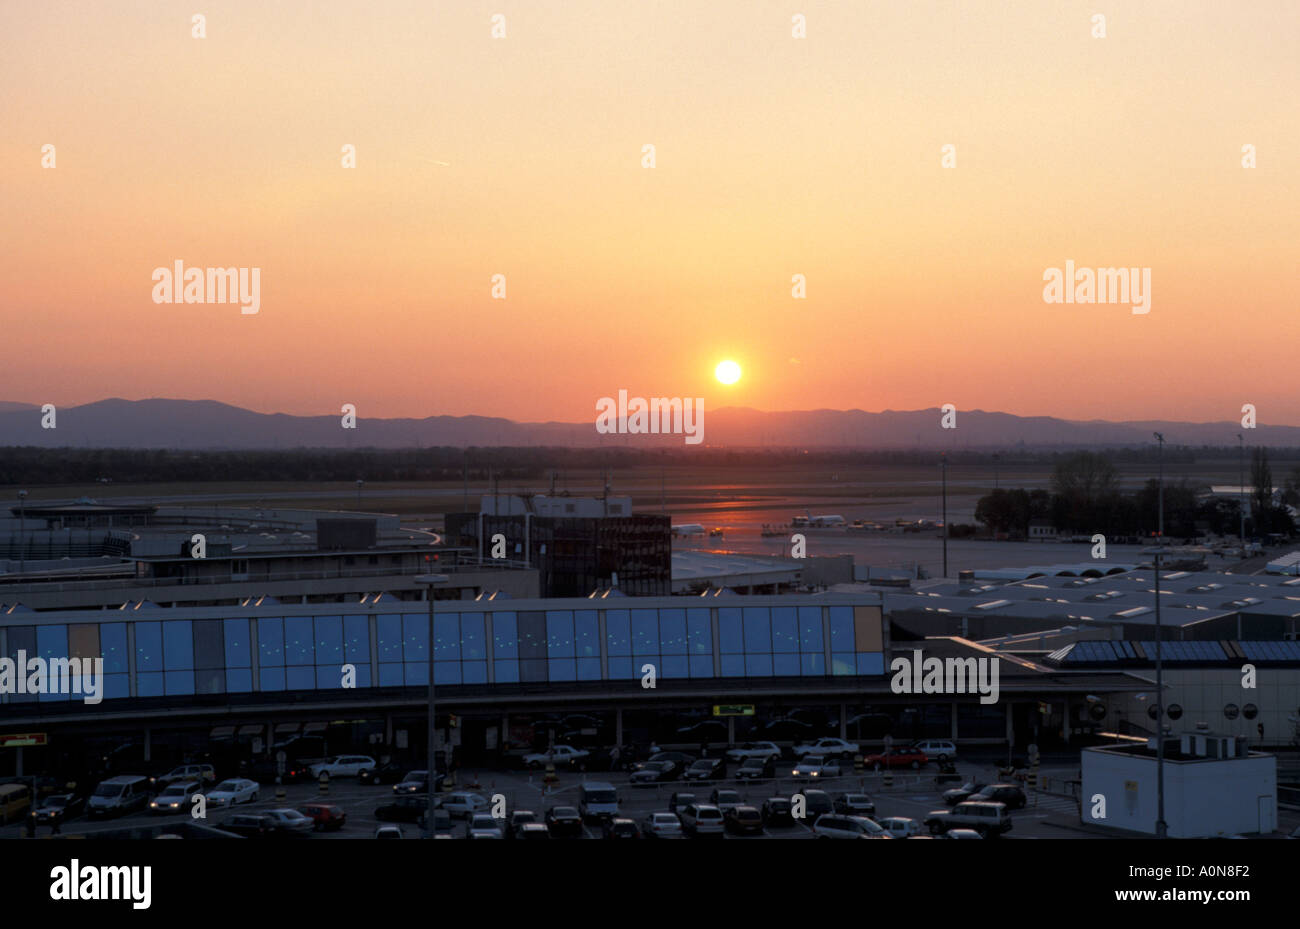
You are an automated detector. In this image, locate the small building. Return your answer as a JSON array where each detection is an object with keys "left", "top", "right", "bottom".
[
  {"left": 1028, "top": 520, "right": 1058, "bottom": 541},
  {"left": 1080, "top": 735, "right": 1277, "bottom": 837}
]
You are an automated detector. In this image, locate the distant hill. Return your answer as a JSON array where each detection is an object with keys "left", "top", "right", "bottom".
[{"left": 0, "top": 398, "right": 1295, "bottom": 450}]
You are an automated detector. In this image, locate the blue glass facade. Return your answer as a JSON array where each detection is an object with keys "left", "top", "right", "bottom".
[{"left": 0, "top": 598, "right": 885, "bottom": 704}]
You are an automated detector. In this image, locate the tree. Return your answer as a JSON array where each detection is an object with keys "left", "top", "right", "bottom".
[{"left": 1050, "top": 451, "right": 1119, "bottom": 532}]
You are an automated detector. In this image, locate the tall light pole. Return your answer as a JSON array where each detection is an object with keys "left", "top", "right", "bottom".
[
  {"left": 417, "top": 573, "right": 449, "bottom": 838},
  {"left": 941, "top": 455, "right": 948, "bottom": 579},
  {"left": 16, "top": 490, "right": 27, "bottom": 576},
  {"left": 992, "top": 453, "right": 999, "bottom": 490},
  {"left": 1151, "top": 430, "right": 1167, "bottom": 838},
  {"left": 355, "top": 478, "right": 364, "bottom": 510},
  {"left": 1238, "top": 433, "right": 1246, "bottom": 546}
]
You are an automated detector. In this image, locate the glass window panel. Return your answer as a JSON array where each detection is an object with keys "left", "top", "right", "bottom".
[
  {"left": 435, "top": 613, "right": 463, "bottom": 660},
  {"left": 517, "top": 612, "right": 547, "bottom": 660},
  {"left": 745, "top": 653, "right": 773, "bottom": 677},
  {"left": 606, "top": 610, "right": 631, "bottom": 656},
  {"left": 719, "top": 608, "right": 743, "bottom": 653},
  {"left": 225, "top": 669, "right": 252, "bottom": 693},
  {"left": 285, "top": 667, "right": 314, "bottom": 690},
  {"left": 257, "top": 618, "right": 283, "bottom": 668},
  {"left": 857, "top": 653, "right": 885, "bottom": 675},
  {"left": 314, "top": 616, "right": 343, "bottom": 666},
  {"left": 771, "top": 607, "right": 798, "bottom": 653},
  {"left": 687, "top": 609, "right": 712, "bottom": 654},
  {"left": 801, "top": 652, "right": 826, "bottom": 676},
  {"left": 315, "top": 667, "right": 342, "bottom": 689},
  {"left": 69, "top": 624, "right": 99, "bottom": 661},
  {"left": 378, "top": 663, "right": 404, "bottom": 687},
  {"left": 162, "top": 670, "right": 193, "bottom": 694},
  {"left": 100, "top": 623, "right": 128, "bottom": 673},
  {"left": 547, "top": 611, "right": 575, "bottom": 657},
  {"left": 574, "top": 611, "right": 599, "bottom": 658},
  {"left": 831, "top": 652, "right": 856, "bottom": 676},
  {"left": 162, "top": 620, "right": 193, "bottom": 670},
  {"left": 689, "top": 655, "right": 713, "bottom": 678},
  {"left": 494, "top": 659, "right": 519, "bottom": 683},
  {"left": 607, "top": 656, "right": 634, "bottom": 679},
  {"left": 195, "top": 668, "right": 223, "bottom": 694},
  {"left": 520, "top": 658, "right": 547, "bottom": 682},
  {"left": 659, "top": 609, "right": 687, "bottom": 655},
  {"left": 6, "top": 626, "right": 35, "bottom": 702},
  {"left": 799, "top": 607, "right": 823, "bottom": 652},
  {"left": 720, "top": 654, "right": 745, "bottom": 677},
  {"left": 773, "top": 653, "right": 800, "bottom": 676},
  {"left": 138, "top": 672, "right": 165, "bottom": 697},
  {"left": 191, "top": 620, "right": 223, "bottom": 670},
  {"left": 377, "top": 616, "right": 403, "bottom": 662},
  {"left": 660, "top": 655, "right": 688, "bottom": 679},
  {"left": 829, "top": 608, "right": 854, "bottom": 652},
  {"left": 576, "top": 657, "right": 602, "bottom": 681},
  {"left": 434, "top": 661, "right": 462, "bottom": 685},
  {"left": 462, "top": 661, "right": 487, "bottom": 684},
  {"left": 402, "top": 614, "right": 428, "bottom": 663},
  {"left": 344, "top": 615, "right": 370, "bottom": 662},
  {"left": 223, "top": 619, "right": 250, "bottom": 668},
  {"left": 37, "top": 624, "right": 68, "bottom": 661},
  {"left": 461, "top": 614, "right": 486, "bottom": 660},
  {"left": 743, "top": 608, "right": 771, "bottom": 653},
  {"left": 404, "top": 662, "right": 429, "bottom": 686},
  {"left": 136, "top": 622, "right": 163, "bottom": 672},
  {"left": 283, "top": 617, "right": 313, "bottom": 666},
  {"left": 104, "top": 674, "right": 131, "bottom": 700},
  {"left": 631, "top": 609, "right": 659, "bottom": 656}
]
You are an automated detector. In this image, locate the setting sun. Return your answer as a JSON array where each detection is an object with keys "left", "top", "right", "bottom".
[{"left": 715, "top": 360, "right": 742, "bottom": 385}]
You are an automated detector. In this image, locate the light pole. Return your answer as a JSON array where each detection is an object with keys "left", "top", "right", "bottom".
[
  {"left": 417, "top": 573, "right": 449, "bottom": 838},
  {"left": 1238, "top": 433, "right": 1246, "bottom": 546},
  {"left": 1151, "top": 430, "right": 1168, "bottom": 838},
  {"left": 16, "top": 490, "right": 27, "bottom": 575},
  {"left": 355, "top": 478, "right": 364, "bottom": 510},
  {"left": 993, "top": 453, "right": 999, "bottom": 490},
  {"left": 941, "top": 455, "right": 948, "bottom": 579}
]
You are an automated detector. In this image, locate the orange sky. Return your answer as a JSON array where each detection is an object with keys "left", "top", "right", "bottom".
[{"left": 2, "top": 1, "right": 1298, "bottom": 424}]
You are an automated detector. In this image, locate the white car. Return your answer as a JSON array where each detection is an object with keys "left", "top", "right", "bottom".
[
  {"left": 725, "top": 741, "right": 782, "bottom": 763},
  {"left": 375, "top": 825, "right": 403, "bottom": 839},
  {"left": 812, "top": 814, "right": 891, "bottom": 839},
  {"left": 912, "top": 740, "right": 958, "bottom": 762},
  {"left": 793, "top": 738, "right": 859, "bottom": 759},
  {"left": 945, "top": 828, "right": 983, "bottom": 840},
  {"left": 792, "top": 755, "right": 842, "bottom": 779},
  {"left": 678, "top": 803, "right": 725, "bottom": 836},
  {"left": 309, "top": 755, "right": 376, "bottom": 778},
  {"left": 206, "top": 778, "right": 260, "bottom": 807},
  {"left": 642, "top": 811, "right": 684, "bottom": 838},
  {"left": 522, "top": 745, "right": 590, "bottom": 768},
  {"left": 878, "top": 816, "right": 921, "bottom": 838},
  {"left": 709, "top": 788, "right": 743, "bottom": 814},
  {"left": 441, "top": 791, "right": 490, "bottom": 819},
  {"left": 468, "top": 813, "right": 504, "bottom": 839}
]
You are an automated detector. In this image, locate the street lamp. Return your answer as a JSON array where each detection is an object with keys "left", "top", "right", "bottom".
[
  {"left": 16, "top": 490, "right": 27, "bottom": 576},
  {"left": 941, "top": 454, "right": 948, "bottom": 579},
  {"left": 1238, "top": 433, "right": 1246, "bottom": 547},
  {"left": 416, "top": 573, "right": 449, "bottom": 838},
  {"left": 355, "top": 478, "right": 364, "bottom": 509},
  {"left": 1149, "top": 429, "right": 1168, "bottom": 838}
]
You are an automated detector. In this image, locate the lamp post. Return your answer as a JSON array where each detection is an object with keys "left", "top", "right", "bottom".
[
  {"left": 17, "top": 490, "right": 27, "bottom": 575},
  {"left": 940, "top": 455, "right": 949, "bottom": 579},
  {"left": 417, "top": 573, "right": 449, "bottom": 838},
  {"left": 1238, "top": 433, "right": 1246, "bottom": 547},
  {"left": 355, "top": 478, "right": 364, "bottom": 510},
  {"left": 1151, "top": 430, "right": 1167, "bottom": 838}
]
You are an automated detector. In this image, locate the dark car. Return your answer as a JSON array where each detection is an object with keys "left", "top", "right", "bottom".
[
  {"left": 507, "top": 809, "right": 540, "bottom": 838},
  {"left": 762, "top": 797, "right": 794, "bottom": 826},
  {"left": 668, "top": 792, "right": 697, "bottom": 814},
  {"left": 545, "top": 805, "right": 584, "bottom": 837},
  {"left": 29, "top": 793, "right": 85, "bottom": 826},
  {"left": 243, "top": 757, "right": 315, "bottom": 785},
  {"left": 220, "top": 813, "right": 272, "bottom": 838},
  {"left": 834, "top": 793, "right": 876, "bottom": 816},
  {"left": 601, "top": 817, "right": 642, "bottom": 839},
  {"left": 683, "top": 757, "right": 726, "bottom": 782},
  {"left": 297, "top": 802, "right": 347, "bottom": 831},
  {"left": 724, "top": 805, "right": 764, "bottom": 835},
  {"left": 645, "top": 752, "right": 696, "bottom": 770},
  {"left": 801, "top": 789, "right": 834, "bottom": 818},
  {"left": 735, "top": 757, "right": 776, "bottom": 780},
  {"left": 942, "top": 782, "right": 988, "bottom": 806},
  {"left": 392, "top": 771, "right": 429, "bottom": 795},
  {"left": 864, "top": 748, "right": 927, "bottom": 770},
  {"left": 629, "top": 761, "right": 679, "bottom": 786},
  {"left": 676, "top": 720, "right": 728, "bottom": 744},
  {"left": 970, "top": 784, "right": 1027, "bottom": 810},
  {"left": 375, "top": 794, "right": 432, "bottom": 823},
  {"left": 517, "top": 822, "right": 551, "bottom": 839},
  {"left": 358, "top": 762, "right": 406, "bottom": 786}
]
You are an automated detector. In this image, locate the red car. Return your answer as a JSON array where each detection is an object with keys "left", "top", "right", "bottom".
[
  {"left": 297, "top": 802, "right": 347, "bottom": 831},
  {"left": 863, "top": 748, "right": 928, "bottom": 770}
]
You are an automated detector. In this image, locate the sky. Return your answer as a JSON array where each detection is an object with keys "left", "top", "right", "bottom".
[{"left": 2, "top": 1, "right": 1298, "bottom": 425}]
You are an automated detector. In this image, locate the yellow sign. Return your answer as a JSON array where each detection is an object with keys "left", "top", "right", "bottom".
[{"left": 1125, "top": 780, "right": 1138, "bottom": 791}]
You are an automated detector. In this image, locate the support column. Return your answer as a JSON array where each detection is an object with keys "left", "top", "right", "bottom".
[
  {"left": 144, "top": 728, "right": 152, "bottom": 763},
  {"left": 951, "top": 702, "right": 959, "bottom": 740},
  {"left": 1005, "top": 703, "right": 1014, "bottom": 751},
  {"left": 727, "top": 716, "right": 735, "bottom": 746},
  {"left": 14, "top": 746, "right": 22, "bottom": 777},
  {"left": 1063, "top": 697, "right": 1071, "bottom": 746},
  {"left": 839, "top": 703, "right": 847, "bottom": 740},
  {"left": 615, "top": 709, "right": 623, "bottom": 748}
]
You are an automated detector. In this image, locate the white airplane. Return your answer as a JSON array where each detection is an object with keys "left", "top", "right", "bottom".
[
  {"left": 672, "top": 524, "right": 706, "bottom": 537},
  {"left": 797, "top": 510, "right": 846, "bottom": 528}
]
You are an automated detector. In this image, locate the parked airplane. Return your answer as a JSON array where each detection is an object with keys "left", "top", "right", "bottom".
[
  {"left": 794, "top": 510, "right": 846, "bottom": 528},
  {"left": 672, "top": 523, "right": 706, "bottom": 537}
]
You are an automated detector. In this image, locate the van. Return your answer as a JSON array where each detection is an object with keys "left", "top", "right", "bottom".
[
  {"left": 912, "top": 740, "right": 958, "bottom": 762},
  {"left": 578, "top": 782, "right": 619, "bottom": 822},
  {"left": 0, "top": 784, "right": 31, "bottom": 824},
  {"left": 87, "top": 775, "right": 150, "bottom": 819}
]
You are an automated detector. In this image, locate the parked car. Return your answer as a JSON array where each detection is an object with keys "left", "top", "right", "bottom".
[
  {"left": 942, "top": 781, "right": 989, "bottom": 806},
  {"left": 812, "top": 814, "right": 890, "bottom": 839},
  {"left": 601, "top": 817, "right": 642, "bottom": 839},
  {"left": 149, "top": 764, "right": 216, "bottom": 791},
  {"left": 468, "top": 813, "right": 504, "bottom": 839},
  {"left": 544, "top": 805, "right": 584, "bottom": 837},
  {"left": 762, "top": 797, "right": 795, "bottom": 827},
  {"left": 924, "top": 801, "right": 1013, "bottom": 837},
  {"left": 644, "top": 751, "right": 696, "bottom": 770},
  {"left": 261, "top": 808, "right": 316, "bottom": 836},
  {"left": 969, "top": 784, "right": 1027, "bottom": 810},
  {"left": 297, "top": 802, "right": 347, "bottom": 831},
  {"left": 793, "top": 738, "right": 860, "bottom": 759},
  {"left": 864, "top": 748, "right": 927, "bottom": 770},
  {"left": 735, "top": 756, "right": 776, "bottom": 780},
  {"left": 724, "top": 805, "right": 764, "bottom": 835},
  {"left": 578, "top": 782, "right": 619, "bottom": 822},
  {"left": 797, "top": 789, "right": 834, "bottom": 820},
  {"left": 709, "top": 787, "right": 743, "bottom": 814},
  {"left": 441, "top": 791, "right": 489, "bottom": 819},
  {"left": 309, "top": 755, "right": 376, "bottom": 778},
  {"left": 522, "top": 745, "right": 589, "bottom": 769},
  {"left": 392, "top": 771, "right": 429, "bottom": 795},
  {"left": 683, "top": 757, "right": 726, "bottom": 782},
  {"left": 792, "top": 755, "right": 842, "bottom": 779},
  {"left": 833, "top": 793, "right": 876, "bottom": 816},
  {"left": 506, "top": 810, "right": 539, "bottom": 838},
  {"left": 668, "top": 792, "right": 697, "bottom": 814},
  {"left": 629, "top": 761, "right": 678, "bottom": 785},
  {"left": 375, "top": 825, "right": 404, "bottom": 839},
  {"left": 642, "top": 811, "right": 685, "bottom": 838},
  {"left": 878, "top": 816, "right": 921, "bottom": 838},
  {"left": 517, "top": 822, "right": 551, "bottom": 839},
  {"left": 725, "top": 742, "right": 782, "bottom": 763},
  {"left": 911, "top": 740, "right": 958, "bottom": 762},
  {"left": 945, "top": 828, "right": 984, "bottom": 839},
  {"left": 244, "top": 757, "right": 314, "bottom": 785},
  {"left": 375, "top": 794, "right": 433, "bottom": 823},
  {"left": 206, "top": 779, "right": 260, "bottom": 808},
  {"left": 29, "top": 793, "right": 85, "bottom": 826},
  {"left": 220, "top": 813, "right": 273, "bottom": 837},
  {"left": 678, "top": 803, "right": 725, "bottom": 837},
  {"left": 358, "top": 762, "right": 406, "bottom": 786},
  {"left": 149, "top": 781, "right": 203, "bottom": 814}
]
